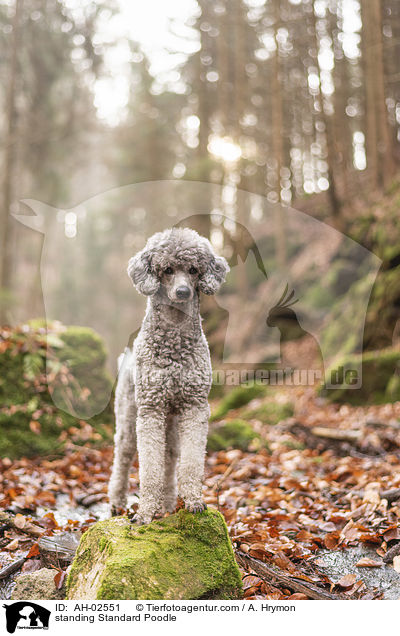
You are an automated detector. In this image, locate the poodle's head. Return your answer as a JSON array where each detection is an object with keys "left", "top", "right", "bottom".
[{"left": 128, "top": 228, "right": 229, "bottom": 302}]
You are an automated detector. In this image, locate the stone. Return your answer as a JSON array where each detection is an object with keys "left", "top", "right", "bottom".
[
  {"left": 67, "top": 509, "right": 243, "bottom": 600},
  {"left": 11, "top": 568, "right": 66, "bottom": 600}
]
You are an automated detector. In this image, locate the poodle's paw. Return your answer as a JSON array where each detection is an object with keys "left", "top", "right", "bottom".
[
  {"left": 185, "top": 501, "right": 207, "bottom": 514},
  {"left": 163, "top": 497, "right": 178, "bottom": 514},
  {"left": 129, "top": 508, "right": 162, "bottom": 525},
  {"left": 129, "top": 513, "right": 147, "bottom": 526},
  {"left": 110, "top": 504, "right": 125, "bottom": 518}
]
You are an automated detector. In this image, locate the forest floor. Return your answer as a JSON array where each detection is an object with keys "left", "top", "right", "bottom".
[{"left": 1, "top": 388, "right": 400, "bottom": 600}]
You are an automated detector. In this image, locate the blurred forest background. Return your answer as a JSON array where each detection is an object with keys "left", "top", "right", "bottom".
[
  {"left": 1, "top": 0, "right": 400, "bottom": 417},
  {"left": 1, "top": 0, "right": 400, "bottom": 363}
]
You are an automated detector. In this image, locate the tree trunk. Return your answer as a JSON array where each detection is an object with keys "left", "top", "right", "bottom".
[
  {"left": 271, "top": 0, "right": 287, "bottom": 268},
  {"left": 311, "top": 1, "right": 342, "bottom": 218},
  {"left": 370, "top": 0, "right": 394, "bottom": 186},
  {"left": 361, "top": 0, "right": 393, "bottom": 189},
  {"left": 0, "top": 0, "right": 23, "bottom": 323}
]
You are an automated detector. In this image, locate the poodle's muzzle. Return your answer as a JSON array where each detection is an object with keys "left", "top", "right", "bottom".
[{"left": 164, "top": 269, "right": 195, "bottom": 303}]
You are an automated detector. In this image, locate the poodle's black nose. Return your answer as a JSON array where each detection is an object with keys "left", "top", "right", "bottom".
[{"left": 176, "top": 285, "right": 191, "bottom": 299}]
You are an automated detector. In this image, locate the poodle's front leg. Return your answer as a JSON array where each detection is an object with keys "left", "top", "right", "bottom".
[
  {"left": 135, "top": 407, "right": 166, "bottom": 524},
  {"left": 163, "top": 417, "right": 179, "bottom": 513},
  {"left": 177, "top": 405, "right": 209, "bottom": 513}
]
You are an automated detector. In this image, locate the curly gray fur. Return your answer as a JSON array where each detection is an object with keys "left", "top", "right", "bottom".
[{"left": 108, "top": 228, "right": 229, "bottom": 524}]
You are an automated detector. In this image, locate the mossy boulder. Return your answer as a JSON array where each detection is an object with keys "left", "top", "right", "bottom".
[
  {"left": 320, "top": 272, "right": 379, "bottom": 361},
  {"left": 207, "top": 419, "right": 262, "bottom": 452},
  {"left": 50, "top": 325, "right": 112, "bottom": 418},
  {"left": 363, "top": 265, "right": 400, "bottom": 350},
  {"left": 66, "top": 509, "right": 243, "bottom": 600},
  {"left": 321, "top": 348, "right": 400, "bottom": 405},
  {"left": 0, "top": 322, "right": 113, "bottom": 458}
]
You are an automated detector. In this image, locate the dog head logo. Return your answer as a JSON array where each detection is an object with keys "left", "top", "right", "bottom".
[{"left": 3, "top": 602, "right": 50, "bottom": 633}]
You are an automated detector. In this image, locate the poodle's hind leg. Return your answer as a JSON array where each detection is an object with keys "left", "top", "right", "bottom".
[
  {"left": 163, "top": 416, "right": 179, "bottom": 514},
  {"left": 108, "top": 352, "right": 137, "bottom": 515}
]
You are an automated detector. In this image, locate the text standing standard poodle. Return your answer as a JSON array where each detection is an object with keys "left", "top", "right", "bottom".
[{"left": 108, "top": 227, "right": 229, "bottom": 524}]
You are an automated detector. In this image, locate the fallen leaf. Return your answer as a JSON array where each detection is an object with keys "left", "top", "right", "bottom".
[
  {"left": 21, "top": 559, "right": 42, "bottom": 574},
  {"left": 26, "top": 543, "right": 40, "bottom": 558},
  {"left": 337, "top": 573, "right": 357, "bottom": 588},
  {"left": 363, "top": 483, "right": 381, "bottom": 505},
  {"left": 29, "top": 420, "right": 41, "bottom": 434},
  {"left": 242, "top": 575, "right": 263, "bottom": 590},
  {"left": 383, "top": 527, "right": 400, "bottom": 542},
  {"left": 5, "top": 538, "right": 19, "bottom": 551},
  {"left": 36, "top": 491, "right": 56, "bottom": 506},
  {"left": 14, "top": 514, "right": 26, "bottom": 529},
  {"left": 54, "top": 569, "right": 67, "bottom": 589},
  {"left": 249, "top": 542, "right": 267, "bottom": 559},
  {"left": 288, "top": 593, "right": 308, "bottom": 600},
  {"left": 393, "top": 556, "right": 400, "bottom": 573},
  {"left": 244, "top": 586, "right": 261, "bottom": 597},
  {"left": 324, "top": 532, "right": 340, "bottom": 549},
  {"left": 313, "top": 558, "right": 327, "bottom": 567},
  {"left": 356, "top": 558, "right": 382, "bottom": 567}
]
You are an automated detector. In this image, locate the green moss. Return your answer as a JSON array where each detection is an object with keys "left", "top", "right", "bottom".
[
  {"left": 209, "top": 382, "right": 225, "bottom": 400},
  {"left": 67, "top": 509, "right": 243, "bottom": 600},
  {"left": 210, "top": 384, "right": 267, "bottom": 422},
  {"left": 321, "top": 348, "right": 400, "bottom": 405},
  {"left": 283, "top": 440, "right": 306, "bottom": 450},
  {"left": 320, "top": 272, "right": 376, "bottom": 360},
  {"left": 98, "top": 536, "right": 109, "bottom": 552},
  {"left": 241, "top": 401, "right": 293, "bottom": 425},
  {"left": 363, "top": 266, "right": 400, "bottom": 350},
  {"left": 207, "top": 419, "right": 262, "bottom": 452}
]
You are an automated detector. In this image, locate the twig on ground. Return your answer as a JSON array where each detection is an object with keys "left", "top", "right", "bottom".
[
  {"left": 211, "top": 458, "right": 240, "bottom": 493},
  {"left": 0, "top": 555, "right": 27, "bottom": 579},
  {"left": 311, "top": 427, "right": 362, "bottom": 442},
  {"left": 235, "top": 550, "right": 347, "bottom": 600}
]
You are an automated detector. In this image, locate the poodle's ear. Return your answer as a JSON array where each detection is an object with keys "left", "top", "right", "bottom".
[
  {"left": 198, "top": 252, "right": 230, "bottom": 295},
  {"left": 127, "top": 248, "right": 160, "bottom": 296}
]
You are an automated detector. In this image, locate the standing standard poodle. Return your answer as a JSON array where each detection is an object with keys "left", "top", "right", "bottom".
[{"left": 108, "top": 227, "right": 229, "bottom": 524}]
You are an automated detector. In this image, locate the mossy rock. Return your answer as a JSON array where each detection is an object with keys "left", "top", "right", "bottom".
[
  {"left": 12, "top": 568, "right": 66, "bottom": 600},
  {"left": 51, "top": 325, "right": 113, "bottom": 418},
  {"left": 0, "top": 322, "right": 113, "bottom": 459},
  {"left": 321, "top": 348, "right": 400, "bottom": 405},
  {"left": 320, "top": 272, "right": 378, "bottom": 361},
  {"left": 363, "top": 265, "right": 400, "bottom": 350},
  {"left": 210, "top": 384, "right": 267, "bottom": 422},
  {"left": 207, "top": 418, "right": 262, "bottom": 452},
  {"left": 66, "top": 509, "right": 243, "bottom": 600}
]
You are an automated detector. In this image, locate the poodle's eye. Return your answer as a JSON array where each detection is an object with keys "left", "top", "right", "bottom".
[
  {"left": 189, "top": 266, "right": 198, "bottom": 275},
  {"left": 164, "top": 266, "right": 173, "bottom": 275}
]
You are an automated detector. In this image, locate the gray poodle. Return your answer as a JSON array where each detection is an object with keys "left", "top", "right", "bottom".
[{"left": 108, "top": 227, "right": 229, "bottom": 524}]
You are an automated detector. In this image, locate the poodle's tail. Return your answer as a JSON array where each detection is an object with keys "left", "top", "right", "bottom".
[
  {"left": 108, "top": 347, "right": 137, "bottom": 513},
  {"left": 117, "top": 346, "right": 132, "bottom": 374}
]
